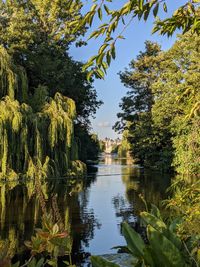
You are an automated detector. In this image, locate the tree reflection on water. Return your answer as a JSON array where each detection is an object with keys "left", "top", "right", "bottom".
[{"left": 0, "top": 155, "right": 171, "bottom": 266}]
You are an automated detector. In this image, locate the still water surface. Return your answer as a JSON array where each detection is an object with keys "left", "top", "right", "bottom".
[{"left": 0, "top": 154, "right": 170, "bottom": 266}]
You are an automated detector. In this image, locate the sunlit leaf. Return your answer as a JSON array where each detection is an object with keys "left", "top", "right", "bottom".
[
  {"left": 122, "top": 222, "right": 145, "bottom": 257},
  {"left": 90, "top": 256, "right": 120, "bottom": 267}
]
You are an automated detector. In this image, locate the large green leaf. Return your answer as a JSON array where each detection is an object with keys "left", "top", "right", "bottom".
[
  {"left": 169, "top": 218, "right": 182, "bottom": 233},
  {"left": 167, "top": 219, "right": 182, "bottom": 249},
  {"left": 163, "top": 228, "right": 182, "bottom": 250},
  {"left": 147, "top": 225, "right": 186, "bottom": 267},
  {"left": 27, "top": 258, "right": 36, "bottom": 267},
  {"left": 140, "top": 212, "right": 166, "bottom": 232},
  {"left": 141, "top": 212, "right": 182, "bottom": 249},
  {"left": 122, "top": 222, "right": 145, "bottom": 258},
  {"left": 36, "top": 258, "right": 45, "bottom": 267},
  {"left": 90, "top": 256, "right": 120, "bottom": 267},
  {"left": 27, "top": 258, "right": 45, "bottom": 267},
  {"left": 150, "top": 204, "right": 162, "bottom": 220}
]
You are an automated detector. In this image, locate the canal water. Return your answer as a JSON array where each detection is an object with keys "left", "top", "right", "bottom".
[{"left": 0, "top": 154, "right": 170, "bottom": 266}]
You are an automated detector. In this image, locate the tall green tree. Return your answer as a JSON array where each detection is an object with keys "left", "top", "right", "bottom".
[
  {"left": 0, "top": 46, "right": 86, "bottom": 179},
  {"left": 0, "top": 0, "right": 83, "bottom": 53},
  {"left": 0, "top": 0, "right": 103, "bottom": 178},
  {"left": 114, "top": 41, "right": 160, "bottom": 130},
  {"left": 116, "top": 33, "right": 200, "bottom": 174},
  {"left": 151, "top": 33, "right": 200, "bottom": 175},
  {"left": 0, "top": 0, "right": 102, "bottom": 126},
  {"left": 114, "top": 41, "right": 173, "bottom": 170}
]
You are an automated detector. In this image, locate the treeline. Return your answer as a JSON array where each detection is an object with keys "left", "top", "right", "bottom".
[
  {"left": 114, "top": 34, "right": 200, "bottom": 259},
  {"left": 115, "top": 34, "right": 200, "bottom": 175},
  {"left": 0, "top": 0, "right": 101, "bottom": 178}
]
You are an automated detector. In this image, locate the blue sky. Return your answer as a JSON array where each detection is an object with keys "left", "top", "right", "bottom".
[{"left": 70, "top": 1, "right": 186, "bottom": 140}]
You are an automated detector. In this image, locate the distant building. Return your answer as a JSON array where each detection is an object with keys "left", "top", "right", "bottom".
[{"left": 102, "top": 138, "right": 121, "bottom": 154}]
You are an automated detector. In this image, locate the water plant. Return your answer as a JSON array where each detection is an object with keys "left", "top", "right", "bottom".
[{"left": 91, "top": 206, "right": 200, "bottom": 267}]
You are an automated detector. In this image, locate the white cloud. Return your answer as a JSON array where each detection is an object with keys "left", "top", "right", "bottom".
[{"left": 97, "top": 121, "right": 111, "bottom": 128}]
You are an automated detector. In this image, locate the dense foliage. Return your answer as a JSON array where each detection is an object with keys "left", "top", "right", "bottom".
[
  {"left": 151, "top": 34, "right": 200, "bottom": 175},
  {"left": 0, "top": 0, "right": 102, "bottom": 164},
  {"left": 0, "top": 0, "right": 103, "bottom": 178},
  {"left": 3, "top": 0, "right": 102, "bottom": 124},
  {"left": 113, "top": 34, "right": 200, "bottom": 263},
  {"left": 75, "top": 126, "right": 101, "bottom": 162},
  {"left": 91, "top": 206, "right": 200, "bottom": 266},
  {"left": 115, "top": 35, "right": 200, "bottom": 174},
  {"left": 114, "top": 41, "right": 173, "bottom": 171},
  {"left": 117, "top": 129, "right": 131, "bottom": 158},
  {"left": 0, "top": 46, "right": 87, "bottom": 179},
  {"left": 0, "top": 0, "right": 199, "bottom": 265}
]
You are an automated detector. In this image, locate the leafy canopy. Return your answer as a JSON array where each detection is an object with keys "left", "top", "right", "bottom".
[
  {"left": 115, "top": 33, "right": 200, "bottom": 173},
  {"left": 78, "top": 0, "right": 200, "bottom": 79},
  {"left": 0, "top": 0, "right": 84, "bottom": 52},
  {"left": 0, "top": 0, "right": 102, "bottom": 128}
]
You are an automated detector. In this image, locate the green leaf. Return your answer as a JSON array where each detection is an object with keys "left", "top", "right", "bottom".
[
  {"left": 163, "top": 228, "right": 182, "bottom": 250},
  {"left": 106, "top": 52, "right": 111, "bottom": 66},
  {"left": 122, "top": 222, "right": 145, "bottom": 257},
  {"left": 63, "top": 261, "right": 69, "bottom": 265},
  {"left": 82, "top": 61, "right": 94, "bottom": 71},
  {"left": 111, "top": 245, "right": 129, "bottom": 251},
  {"left": 27, "top": 258, "right": 36, "bottom": 267},
  {"left": 150, "top": 204, "right": 162, "bottom": 219},
  {"left": 104, "top": 4, "right": 110, "bottom": 15},
  {"left": 163, "top": 2, "right": 167, "bottom": 12},
  {"left": 152, "top": 25, "right": 160, "bottom": 34},
  {"left": 153, "top": 3, "right": 159, "bottom": 17},
  {"left": 141, "top": 211, "right": 182, "bottom": 250},
  {"left": 102, "top": 61, "right": 108, "bottom": 72},
  {"left": 89, "top": 12, "right": 95, "bottom": 26},
  {"left": 143, "top": 8, "right": 150, "bottom": 21},
  {"left": 99, "top": 23, "right": 108, "bottom": 29},
  {"left": 91, "top": 4, "right": 97, "bottom": 11},
  {"left": 105, "top": 36, "right": 113, "bottom": 42},
  {"left": 98, "top": 8, "right": 103, "bottom": 20},
  {"left": 99, "top": 43, "right": 109, "bottom": 54},
  {"left": 139, "top": 0, "right": 144, "bottom": 11},
  {"left": 87, "top": 70, "right": 94, "bottom": 82},
  {"left": 36, "top": 258, "right": 45, "bottom": 267},
  {"left": 96, "top": 68, "right": 105, "bottom": 78},
  {"left": 118, "top": 35, "right": 125, "bottom": 39},
  {"left": 96, "top": 53, "right": 105, "bottom": 66},
  {"left": 88, "top": 30, "right": 102, "bottom": 40},
  {"left": 169, "top": 218, "right": 182, "bottom": 233},
  {"left": 88, "top": 55, "right": 97, "bottom": 63},
  {"left": 47, "top": 259, "right": 57, "bottom": 267},
  {"left": 90, "top": 256, "right": 120, "bottom": 267},
  {"left": 140, "top": 212, "right": 166, "bottom": 232},
  {"left": 110, "top": 44, "right": 116, "bottom": 59},
  {"left": 147, "top": 225, "right": 185, "bottom": 267}
]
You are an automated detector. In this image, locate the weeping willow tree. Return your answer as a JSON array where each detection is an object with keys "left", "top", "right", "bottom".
[
  {"left": 0, "top": 47, "right": 28, "bottom": 102},
  {"left": 0, "top": 46, "right": 86, "bottom": 180}
]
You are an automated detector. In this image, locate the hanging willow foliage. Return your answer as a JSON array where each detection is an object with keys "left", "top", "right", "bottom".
[
  {"left": 0, "top": 46, "right": 28, "bottom": 102},
  {"left": 0, "top": 46, "right": 86, "bottom": 180}
]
